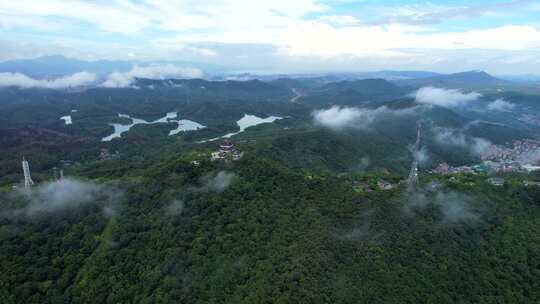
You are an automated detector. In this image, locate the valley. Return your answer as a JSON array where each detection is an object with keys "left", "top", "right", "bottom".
[
  {"left": 2, "top": 70, "right": 540, "bottom": 303},
  {"left": 3, "top": 2, "right": 540, "bottom": 302}
]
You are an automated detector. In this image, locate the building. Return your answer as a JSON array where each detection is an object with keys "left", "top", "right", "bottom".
[
  {"left": 99, "top": 148, "right": 120, "bottom": 161},
  {"left": 472, "top": 164, "right": 490, "bottom": 174},
  {"left": 211, "top": 139, "right": 243, "bottom": 162},
  {"left": 433, "top": 163, "right": 478, "bottom": 175},
  {"left": 433, "top": 163, "right": 450, "bottom": 175},
  {"left": 377, "top": 179, "right": 395, "bottom": 191},
  {"left": 524, "top": 181, "right": 540, "bottom": 187},
  {"left": 501, "top": 162, "right": 523, "bottom": 173},
  {"left": 488, "top": 177, "right": 505, "bottom": 186},
  {"left": 451, "top": 166, "right": 474, "bottom": 174}
]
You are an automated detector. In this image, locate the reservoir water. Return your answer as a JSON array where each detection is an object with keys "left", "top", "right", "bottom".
[
  {"left": 201, "top": 114, "right": 282, "bottom": 142},
  {"left": 102, "top": 112, "right": 205, "bottom": 141}
]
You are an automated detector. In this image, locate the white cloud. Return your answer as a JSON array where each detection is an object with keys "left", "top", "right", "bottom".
[
  {"left": 102, "top": 65, "right": 203, "bottom": 88},
  {"left": 313, "top": 106, "right": 366, "bottom": 129},
  {"left": 0, "top": 0, "right": 150, "bottom": 33},
  {"left": 313, "top": 105, "right": 416, "bottom": 130},
  {"left": 150, "top": 40, "right": 218, "bottom": 57},
  {"left": 434, "top": 127, "right": 468, "bottom": 146},
  {"left": 381, "top": 1, "right": 533, "bottom": 26},
  {"left": 414, "top": 146, "right": 430, "bottom": 167},
  {"left": 282, "top": 23, "right": 540, "bottom": 58},
  {"left": 0, "top": 0, "right": 325, "bottom": 36},
  {"left": 3, "top": 1, "right": 540, "bottom": 54},
  {"left": 415, "top": 87, "right": 481, "bottom": 107},
  {"left": 12, "top": 178, "right": 121, "bottom": 216},
  {"left": 166, "top": 200, "right": 184, "bottom": 215},
  {"left": 487, "top": 99, "right": 515, "bottom": 111},
  {"left": 200, "top": 171, "right": 235, "bottom": 192},
  {"left": 1, "top": 1, "right": 540, "bottom": 73},
  {"left": 471, "top": 137, "right": 492, "bottom": 156},
  {"left": 433, "top": 126, "right": 492, "bottom": 156},
  {"left": 317, "top": 15, "right": 363, "bottom": 26},
  {"left": 438, "top": 192, "right": 479, "bottom": 223},
  {"left": 0, "top": 71, "right": 96, "bottom": 89},
  {"left": 408, "top": 191, "right": 479, "bottom": 223}
]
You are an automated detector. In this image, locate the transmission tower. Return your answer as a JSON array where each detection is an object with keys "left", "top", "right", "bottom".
[
  {"left": 407, "top": 122, "right": 422, "bottom": 189},
  {"left": 22, "top": 158, "right": 35, "bottom": 188}
]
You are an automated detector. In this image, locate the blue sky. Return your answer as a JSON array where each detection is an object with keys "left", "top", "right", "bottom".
[{"left": 1, "top": 0, "right": 540, "bottom": 74}]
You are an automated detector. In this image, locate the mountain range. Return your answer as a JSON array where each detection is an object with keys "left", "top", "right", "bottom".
[
  {"left": 1, "top": 56, "right": 534, "bottom": 88},
  {"left": 0, "top": 55, "right": 226, "bottom": 77}
]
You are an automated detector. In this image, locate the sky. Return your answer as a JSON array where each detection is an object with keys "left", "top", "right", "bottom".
[{"left": 1, "top": 0, "right": 540, "bottom": 74}]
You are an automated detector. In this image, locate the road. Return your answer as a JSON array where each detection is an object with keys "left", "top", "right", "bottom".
[{"left": 290, "top": 88, "right": 303, "bottom": 103}]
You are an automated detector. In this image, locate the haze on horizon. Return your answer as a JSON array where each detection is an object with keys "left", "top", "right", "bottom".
[{"left": 1, "top": 0, "right": 540, "bottom": 75}]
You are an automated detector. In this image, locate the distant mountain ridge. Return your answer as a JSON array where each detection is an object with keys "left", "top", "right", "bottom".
[
  {"left": 354, "top": 70, "right": 441, "bottom": 80},
  {"left": 0, "top": 55, "right": 133, "bottom": 77},
  {"left": 0, "top": 56, "right": 520, "bottom": 92},
  {"left": 301, "top": 78, "right": 410, "bottom": 107},
  {"left": 0, "top": 55, "right": 225, "bottom": 77},
  {"left": 218, "top": 71, "right": 442, "bottom": 83},
  {"left": 393, "top": 71, "right": 511, "bottom": 89}
]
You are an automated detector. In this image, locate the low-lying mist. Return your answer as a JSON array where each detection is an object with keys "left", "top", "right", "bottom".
[
  {"left": 7, "top": 178, "right": 122, "bottom": 217},
  {"left": 405, "top": 188, "right": 481, "bottom": 224},
  {"left": 431, "top": 125, "right": 492, "bottom": 157}
]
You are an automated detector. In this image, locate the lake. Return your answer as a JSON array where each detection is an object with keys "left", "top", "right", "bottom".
[
  {"left": 102, "top": 112, "right": 206, "bottom": 141},
  {"left": 201, "top": 114, "right": 283, "bottom": 142}
]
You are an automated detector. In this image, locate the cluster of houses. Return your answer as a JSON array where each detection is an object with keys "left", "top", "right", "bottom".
[
  {"left": 432, "top": 162, "right": 493, "bottom": 175},
  {"left": 482, "top": 139, "right": 540, "bottom": 163},
  {"left": 487, "top": 178, "right": 540, "bottom": 187},
  {"left": 353, "top": 179, "right": 398, "bottom": 192},
  {"left": 432, "top": 161, "right": 531, "bottom": 176},
  {"left": 433, "top": 164, "right": 540, "bottom": 187},
  {"left": 99, "top": 148, "right": 120, "bottom": 161}
]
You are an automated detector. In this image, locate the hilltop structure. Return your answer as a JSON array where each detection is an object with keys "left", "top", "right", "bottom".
[
  {"left": 377, "top": 179, "right": 396, "bottom": 191},
  {"left": 99, "top": 148, "right": 120, "bottom": 161},
  {"left": 211, "top": 139, "right": 243, "bottom": 162}
]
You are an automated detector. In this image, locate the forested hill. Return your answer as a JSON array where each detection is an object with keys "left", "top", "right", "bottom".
[
  {"left": 2, "top": 75, "right": 540, "bottom": 303},
  {"left": 2, "top": 151, "right": 540, "bottom": 303},
  {"left": 393, "top": 71, "right": 511, "bottom": 89}
]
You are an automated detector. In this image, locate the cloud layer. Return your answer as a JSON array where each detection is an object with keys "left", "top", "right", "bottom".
[
  {"left": 415, "top": 87, "right": 481, "bottom": 107},
  {"left": 1, "top": 1, "right": 540, "bottom": 73},
  {"left": 102, "top": 65, "right": 203, "bottom": 88},
  {"left": 0, "top": 71, "right": 96, "bottom": 89}
]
